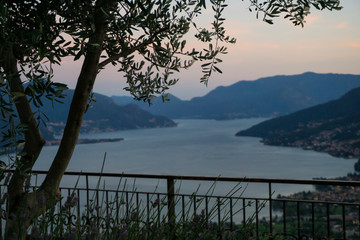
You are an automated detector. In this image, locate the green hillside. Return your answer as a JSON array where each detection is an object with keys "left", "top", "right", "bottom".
[
  {"left": 43, "top": 90, "right": 176, "bottom": 137},
  {"left": 236, "top": 87, "right": 360, "bottom": 158},
  {"left": 1, "top": 90, "right": 176, "bottom": 144}
]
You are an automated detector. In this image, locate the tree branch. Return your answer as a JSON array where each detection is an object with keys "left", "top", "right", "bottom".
[
  {"left": 0, "top": 46, "right": 46, "bottom": 234},
  {"left": 40, "top": 0, "right": 115, "bottom": 200},
  {"left": 98, "top": 27, "right": 170, "bottom": 69},
  {"left": 0, "top": 45, "right": 45, "bottom": 191},
  {"left": 98, "top": 39, "right": 151, "bottom": 69}
]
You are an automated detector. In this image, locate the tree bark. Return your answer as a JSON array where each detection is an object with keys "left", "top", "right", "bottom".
[
  {"left": 40, "top": 0, "right": 113, "bottom": 197},
  {"left": 2, "top": 1, "right": 115, "bottom": 238},
  {"left": 1, "top": 44, "right": 46, "bottom": 239}
]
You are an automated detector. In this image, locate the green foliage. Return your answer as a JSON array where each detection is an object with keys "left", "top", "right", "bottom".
[
  {"left": 246, "top": 0, "right": 341, "bottom": 26},
  {"left": 0, "top": 76, "right": 68, "bottom": 167}
]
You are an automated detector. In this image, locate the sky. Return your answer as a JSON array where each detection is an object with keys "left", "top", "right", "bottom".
[{"left": 53, "top": 0, "right": 360, "bottom": 100}]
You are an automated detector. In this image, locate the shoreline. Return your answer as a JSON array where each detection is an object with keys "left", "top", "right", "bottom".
[
  {"left": 260, "top": 139, "right": 360, "bottom": 159},
  {"left": 45, "top": 138, "right": 124, "bottom": 146}
]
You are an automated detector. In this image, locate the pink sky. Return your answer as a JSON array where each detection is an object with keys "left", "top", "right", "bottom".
[{"left": 53, "top": 0, "right": 360, "bottom": 100}]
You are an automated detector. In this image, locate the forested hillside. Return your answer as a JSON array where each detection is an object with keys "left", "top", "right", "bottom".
[{"left": 236, "top": 87, "right": 360, "bottom": 158}]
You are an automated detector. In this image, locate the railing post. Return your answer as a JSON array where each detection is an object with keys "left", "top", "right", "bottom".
[
  {"left": 269, "top": 182, "right": 273, "bottom": 239},
  {"left": 0, "top": 185, "right": 2, "bottom": 238},
  {"left": 86, "top": 174, "right": 90, "bottom": 223},
  {"left": 342, "top": 204, "right": 346, "bottom": 240},
  {"left": 167, "top": 177, "right": 175, "bottom": 224}
]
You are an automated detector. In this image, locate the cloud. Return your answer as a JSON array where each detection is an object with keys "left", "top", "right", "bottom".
[
  {"left": 347, "top": 42, "right": 360, "bottom": 48},
  {"left": 333, "top": 21, "right": 348, "bottom": 29}
]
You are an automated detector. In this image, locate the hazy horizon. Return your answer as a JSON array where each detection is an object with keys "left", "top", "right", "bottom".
[
  {"left": 108, "top": 71, "right": 360, "bottom": 101},
  {"left": 52, "top": 0, "right": 360, "bottom": 100}
]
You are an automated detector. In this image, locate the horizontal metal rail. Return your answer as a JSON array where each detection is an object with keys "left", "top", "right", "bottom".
[{"left": 5, "top": 169, "right": 360, "bottom": 186}]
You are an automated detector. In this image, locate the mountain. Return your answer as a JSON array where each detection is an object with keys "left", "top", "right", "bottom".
[
  {"left": 236, "top": 87, "right": 360, "bottom": 159},
  {"left": 111, "top": 94, "right": 187, "bottom": 118},
  {"left": 112, "top": 72, "right": 360, "bottom": 120},
  {"left": 110, "top": 95, "right": 134, "bottom": 106},
  {"left": 1, "top": 90, "right": 176, "bottom": 141}
]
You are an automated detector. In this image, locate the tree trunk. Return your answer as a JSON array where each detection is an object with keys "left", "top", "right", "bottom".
[
  {"left": 3, "top": 1, "right": 115, "bottom": 238},
  {"left": 40, "top": 0, "right": 113, "bottom": 201},
  {"left": 1, "top": 44, "right": 46, "bottom": 239}
]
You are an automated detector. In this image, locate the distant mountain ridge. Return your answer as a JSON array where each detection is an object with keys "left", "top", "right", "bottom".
[
  {"left": 112, "top": 72, "right": 360, "bottom": 120},
  {"left": 12, "top": 90, "right": 176, "bottom": 141},
  {"left": 236, "top": 87, "right": 360, "bottom": 158},
  {"left": 111, "top": 94, "right": 185, "bottom": 118}
]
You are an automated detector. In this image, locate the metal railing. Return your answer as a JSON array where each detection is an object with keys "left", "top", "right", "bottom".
[{"left": 1, "top": 170, "right": 360, "bottom": 239}]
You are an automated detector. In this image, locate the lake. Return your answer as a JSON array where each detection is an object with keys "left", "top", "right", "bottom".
[{"left": 31, "top": 118, "right": 356, "bottom": 198}]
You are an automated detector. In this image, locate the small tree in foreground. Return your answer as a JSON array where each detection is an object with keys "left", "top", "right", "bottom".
[{"left": 0, "top": 0, "right": 341, "bottom": 238}]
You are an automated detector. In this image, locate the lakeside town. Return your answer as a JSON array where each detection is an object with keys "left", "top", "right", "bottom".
[
  {"left": 262, "top": 121, "right": 360, "bottom": 159},
  {"left": 273, "top": 173, "right": 360, "bottom": 239}
]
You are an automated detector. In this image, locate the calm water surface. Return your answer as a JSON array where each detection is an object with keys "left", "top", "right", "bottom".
[
  {"left": 30, "top": 118, "right": 356, "bottom": 198},
  {"left": 34, "top": 118, "right": 355, "bottom": 178}
]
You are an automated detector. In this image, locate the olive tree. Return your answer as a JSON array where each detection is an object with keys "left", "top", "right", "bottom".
[{"left": 0, "top": 0, "right": 341, "bottom": 238}]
